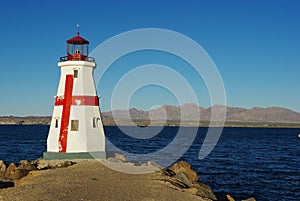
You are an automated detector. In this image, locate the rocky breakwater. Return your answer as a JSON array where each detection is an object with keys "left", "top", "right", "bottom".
[
  {"left": 0, "top": 159, "right": 75, "bottom": 187},
  {"left": 161, "top": 160, "right": 217, "bottom": 200},
  {"left": 160, "top": 161, "right": 256, "bottom": 201},
  {"left": 0, "top": 156, "right": 256, "bottom": 201}
]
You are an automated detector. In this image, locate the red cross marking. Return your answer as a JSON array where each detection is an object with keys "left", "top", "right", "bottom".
[{"left": 55, "top": 74, "right": 99, "bottom": 152}]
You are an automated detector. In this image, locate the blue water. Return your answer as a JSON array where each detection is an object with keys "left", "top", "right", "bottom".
[{"left": 0, "top": 125, "right": 299, "bottom": 200}]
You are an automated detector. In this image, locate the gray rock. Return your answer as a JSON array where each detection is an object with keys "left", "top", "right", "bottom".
[
  {"left": 173, "top": 172, "right": 194, "bottom": 188},
  {"left": 0, "top": 160, "right": 7, "bottom": 178}
]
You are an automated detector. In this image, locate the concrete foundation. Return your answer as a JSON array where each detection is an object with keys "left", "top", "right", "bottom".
[{"left": 43, "top": 151, "right": 106, "bottom": 160}]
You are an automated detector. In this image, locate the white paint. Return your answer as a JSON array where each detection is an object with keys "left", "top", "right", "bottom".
[{"left": 47, "top": 60, "right": 105, "bottom": 153}]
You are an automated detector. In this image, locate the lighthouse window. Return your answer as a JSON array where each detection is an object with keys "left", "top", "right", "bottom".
[
  {"left": 71, "top": 120, "right": 79, "bottom": 131},
  {"left": 74, "top": 69, "right": 78, "bottom": 78},
  {"left": 75, "top": 49, "right": 80, "bottom": 54},
  {"left": 55, "top": 119, "right": 59, "bottom": 128},
  {"left": 92, "top": 117, "right": 99, "bottom": 128}
]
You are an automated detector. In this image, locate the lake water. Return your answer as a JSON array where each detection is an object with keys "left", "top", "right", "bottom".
[{"left": 0, "top": 125, "right": 299, "bottom": 200}]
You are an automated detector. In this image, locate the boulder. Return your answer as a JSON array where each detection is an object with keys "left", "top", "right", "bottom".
[
  {"left": 195, "top": 182, "right": 217, "bottom": 201},
  {"left": 36, "top": 160, "right": 50, "bottom": 170},
  {"left": 226, "top": 194, "right": 235, "bottom": 201},
  {"left": 55, "top": 161, "right": 74, "bottom": 168},
  {"left": 106, "top": 152, "right": 128, "bottom": 163},
  {"left": 184, "top": 187, "right": 198, "bottom": 195},
  {"left": 18, "top": 160, "right": 36, "bottom": 171},
  {"left": 30, "top": 158, "right": 42, "bottom": 169},
  {"left": 242, "top": 198, "right": 256, "bottom": 201},
  {"left": 183, "top": 186, "right": 217, "bottom": 201},
  {"left": 224, "top": 194, "right": 256, "bottom": 201},
  {"left": 162, "top": 161, "right": 217, "bottom": 201},
  {"left": 173, "top": 172, "right": 193, "bottom": 188},
  {"left": 114, "top": 152, "right": 127, "bottom": 162},
  {"left": 0, "top": 160, "right": 7, "bottom": 178},
  {"left": 161, "top": 168, "right": 176, "bottom": 177},
  {"left": 164, "top": 176, "right": 191, "bottom": 189},
  {"left": 36, "top": 159, "right": 75, "bottom": 170},
  {"left": 168, "top": 161, "right": 199, "bottom": 184},
  {"left": 4, "top": 163, "right": 29, "bottom": 180},
  {"left": 146, "top": 161, "right": 163, "bottom": 170},
  {"left": 107, "top": 157, "right": 125, "bottom": 163}
]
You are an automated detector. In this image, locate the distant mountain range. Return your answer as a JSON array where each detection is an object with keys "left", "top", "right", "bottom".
[
  {"left": 101, "top": 104, "right": 300, "bottom": 127},
  {"left": 1, "top": 104, "right": 300, "bottom": 127}
]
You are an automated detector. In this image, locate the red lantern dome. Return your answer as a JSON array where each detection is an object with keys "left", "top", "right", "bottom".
[
  {"left": 66, "top": 33, "right": 89, "bottom": 44},
  {"left": 61, "top": 31, "right": 90, "bottom": 61}
]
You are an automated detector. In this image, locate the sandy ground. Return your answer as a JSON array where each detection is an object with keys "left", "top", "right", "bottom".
[{"left": 0, "top": 159, "right": 208, "bottom": 201}]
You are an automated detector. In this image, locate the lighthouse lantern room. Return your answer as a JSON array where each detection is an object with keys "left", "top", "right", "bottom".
[{"left": 44, "top": 29, "right": 106, "bottom": 159}]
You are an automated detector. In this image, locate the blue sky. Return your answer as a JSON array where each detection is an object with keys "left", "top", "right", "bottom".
[{"left": 0, "top": 0, "right": 299, "bottom": 116}]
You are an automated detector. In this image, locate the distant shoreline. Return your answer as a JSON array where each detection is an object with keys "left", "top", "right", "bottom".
[
  {"left": 3, "top": 104, "right": 300, "bottom": 128},
  {"left": 0, "top": 117, "right": 299, "bottom": 128}
]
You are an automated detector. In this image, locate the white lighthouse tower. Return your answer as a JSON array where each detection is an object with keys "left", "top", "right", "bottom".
[{"left": 44, "top": 29, "right": 106, "bottom": 159}]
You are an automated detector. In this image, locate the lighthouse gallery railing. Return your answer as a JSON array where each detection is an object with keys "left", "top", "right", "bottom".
[{"left": 59, "top": 56, "right": 95, "bottom": 62}]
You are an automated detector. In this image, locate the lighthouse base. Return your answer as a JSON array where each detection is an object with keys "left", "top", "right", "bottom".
[{"left": 43, "top": 151, "right": 106, "bottom": 160}]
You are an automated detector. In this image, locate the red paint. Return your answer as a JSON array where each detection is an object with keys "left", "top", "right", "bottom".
[
  {"left": 54, "top": 96, "right": 64, "bottom": 105},
  {"left": 72, "top": 96, "right": 99, "bottom": 106},
  {"left": 65, "top": 33, "right": 89, "bottom": 61},
  {"left": 55, "top": 74, "right": 99, "bottom": 153},
  {"left": 55, "top": 96, "right": 99, "bottom": 106},
  {"left": 67, "top": 54, "right": 88, "bottom": 61},
  {"left": 66, "top": 35, "right": 89, "bottom": 44},
  {"left": 58, "top": 75, "right": 74, "bottom": 153}
]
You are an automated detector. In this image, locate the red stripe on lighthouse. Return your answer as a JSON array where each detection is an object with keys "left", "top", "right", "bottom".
[
  {"left": 55, "top": 96, "right": 99, "bottom": 106},
  {"left": 72, "top": 96, "right": 99, "bottom": 106},
  {"left": 58, "top": 75, "right": 74, "bottom": 153}
]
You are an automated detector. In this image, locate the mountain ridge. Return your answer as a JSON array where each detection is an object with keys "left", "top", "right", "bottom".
[
  {"left": 1, "top": 104, "right": 300, "bottom": 127},
  {"left": 102, "top": 103, "right": 300, "bottom": 124}
]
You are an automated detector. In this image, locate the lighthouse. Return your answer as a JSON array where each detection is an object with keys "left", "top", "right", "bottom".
[{"left": 44, "top": 29, "right": 106, "bottom": 159}]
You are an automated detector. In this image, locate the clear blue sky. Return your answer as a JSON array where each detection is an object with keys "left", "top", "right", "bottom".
[{"left": 0, "top": 0, "right": 299, "bottom": 116}]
